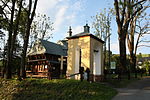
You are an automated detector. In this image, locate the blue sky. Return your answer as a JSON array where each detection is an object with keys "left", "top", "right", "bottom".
[{"left": 36, "top": 0, "right": 150, "bottom": 54}]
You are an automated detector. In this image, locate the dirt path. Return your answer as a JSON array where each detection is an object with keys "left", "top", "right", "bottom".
[{"left": 112, "top": 76, "right": 150, "bottom": 100}]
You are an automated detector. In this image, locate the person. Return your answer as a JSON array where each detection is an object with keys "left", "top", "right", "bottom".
[
  {"left": 85, "top": 68, "right": 90, "bottom": 82},
  {"left": 79, "top": 67, "right": 84, "bottom": 81}
]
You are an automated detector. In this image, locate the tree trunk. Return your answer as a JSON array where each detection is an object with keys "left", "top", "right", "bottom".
[
  {"left": 21, "top": 17, "right": 32, "bottom": 79},
  {"left": 119, "top": 33, "right": 127, "bottom": 71},
  {"left": 17, "top": 65, "right": 21, "bottom": 80},
  {"left": 5, "top": 0, "right": 16, "bottom": 79},
  {"left": 104, "top": 42, "right": 106, "bottom": 68},
  {"left": 20, "top": 0, "right": 38, "bottom": 79},
  {"left": 118, "top": 32, "right": 127, "bottom": 80},
  {"left": 2, "top": 48, "right": 6, "bottom": 78},
  {"left": 10, "top": 0, "right": 23, "bottom": 55},
  {"left": 133, "top": 56, "right": 137, "bottom": 78},
  {"left": 21, "top": 36, "right": 28, "bottom": 78},
  {"left": 11, "top": 0, "right": 23, "bottom": 79}
]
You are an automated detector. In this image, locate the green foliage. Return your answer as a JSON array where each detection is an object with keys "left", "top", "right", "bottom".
[
  {"left": 111, "top": 54, "right": 120, "bottom": 69},
  {"left": 0, "top": 16, "right": 9, "bottom": 31},
  {"left": 0, "top": 60, "right": 3, "bottom": 67},
  {"left": 142, "top": 60, "right": 150, "bottom": 73},
  {"left": 105, "top": 50, "right": 112, "bottom": 69},
  {"left": 0, "top": 78, "right": 117, "bottom": 100},
  {"left": 11, "top": 57, "right": 21, "bottom": 74},
  {"left": 18, "top": 8, "right": 28, "bottom": 37}
]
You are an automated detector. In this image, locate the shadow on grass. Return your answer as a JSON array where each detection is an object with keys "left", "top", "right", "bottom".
[{"left": 1, "top": 78, "right": 117, "bottom": 100}]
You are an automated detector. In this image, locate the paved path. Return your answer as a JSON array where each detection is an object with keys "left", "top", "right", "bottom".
[{"left": 112, "top": 76, "right": 150, "bottom": 100}]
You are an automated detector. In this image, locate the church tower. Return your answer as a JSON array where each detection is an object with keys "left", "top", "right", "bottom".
[{"left": 67, "top": 24, "right": 104, "bottom": 82}]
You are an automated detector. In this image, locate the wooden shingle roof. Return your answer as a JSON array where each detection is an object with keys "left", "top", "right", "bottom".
[
  {"left": 28, "top": 39, "right": 67, "bottom": 56},
  {"left": 40, "top": 40, "right": 67, "bottom": 56}
]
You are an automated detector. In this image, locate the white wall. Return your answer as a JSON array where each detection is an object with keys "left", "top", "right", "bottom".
[
  {"left": 93, "top": 46, "right": 101, "bottom": 75},
  {"left": 75, "top": 47, "right": 80, "bottom": 80}
]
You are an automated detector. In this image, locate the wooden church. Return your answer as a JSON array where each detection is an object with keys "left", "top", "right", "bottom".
[
  {"left": 26, "top": 39, "right": 67, "bottom": 79},
  {"left": 26, "top": 24, "right": 104, "bottom": 81}
]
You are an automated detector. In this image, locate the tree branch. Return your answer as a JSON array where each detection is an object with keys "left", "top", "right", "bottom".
[
  {"left": 132, "top": 0, "right": 147, "bottom": 7},
  {"left": 114, "top": 0, "right": 121, "bottom": 28},
  {"left": 137, "top": 45, "right": 150, "bottom": 47},
  {"left": 1, "top": 0, "right": 11, "bottom": 11},
  {"left": 121, "top": 0, "right": 126, "bottom": 26}
]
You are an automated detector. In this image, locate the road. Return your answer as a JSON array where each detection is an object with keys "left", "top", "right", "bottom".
[{"left": 112, "top": 76, "right": 150, "bottom": 100}]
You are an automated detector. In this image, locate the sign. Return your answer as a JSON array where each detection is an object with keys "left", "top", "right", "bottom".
[{"left": 111, "top": 62, "right": 116, "bottom": 69}]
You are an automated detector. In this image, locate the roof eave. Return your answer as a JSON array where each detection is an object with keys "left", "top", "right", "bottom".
[{"left": 67, "top": 34, "right": 104, "bottom": 43}]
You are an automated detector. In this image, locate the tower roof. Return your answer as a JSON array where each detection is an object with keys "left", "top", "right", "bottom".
[{"left": 67, "top": 24, "right": 104, "bottom": 43}]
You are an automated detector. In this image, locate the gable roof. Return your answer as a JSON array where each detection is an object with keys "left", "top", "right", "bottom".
[
  {"left": 28, "top": 39, "right": 67, "bottom": 56},
  {"left": 40, "top": 40, "right": 67, "bottom": 56},
  {"left": 57, "top": 39, "right": 68, "bottom": 50},
  {"left": 67, "top": 32, "right": 104, "bottom": 43}
]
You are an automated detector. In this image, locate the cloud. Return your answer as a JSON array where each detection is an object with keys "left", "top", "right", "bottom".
[
  {"left": 53, "top": 0, "right": 86, "bottom": 35},
  {"left": 72, "top": 0, "right": 84, "bottom": 12},
  {"left": 36, "top": 0, "right": 87, "bottom": 41},
  {"left": 67, "top": 0, "right": 86, "bottom": 24},
  {"left": 53, "top": 5, "right": 68, "bottom": 32},
  {"left": 36, "top": 0, "right": 62, "bottom": 14}
]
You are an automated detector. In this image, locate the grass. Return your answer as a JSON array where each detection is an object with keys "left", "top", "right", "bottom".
[
  {"left": 0, "top": 78, "right": 117, "bottom": 100},
  {"left": 105, "top": 73, "right": 141, "bottom": 88}
]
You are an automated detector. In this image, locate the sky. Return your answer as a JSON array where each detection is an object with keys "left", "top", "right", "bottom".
[{"left": 36, "top": 0, "right": 150, "bottom": 54}]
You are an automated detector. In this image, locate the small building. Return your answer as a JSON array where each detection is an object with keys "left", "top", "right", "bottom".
[
  {"left": 26, "top": 39, "right": 67, "bottom": 79},
  {"left": 67, "top": 24, "right": 104, "bottom": 82}
]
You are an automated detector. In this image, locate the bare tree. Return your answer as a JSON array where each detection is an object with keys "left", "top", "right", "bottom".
[
  {"left": 114, "top": 0, "right": 147, "bottom": 79},
  {"left": 127, "top": 5, "right": 149, "bottom": 79},
  {"left": 29, "top": 14, "right": 54, "bottom": 48},
  {"left": 92, "top": 8, "right": 112, "bottom": 70}
]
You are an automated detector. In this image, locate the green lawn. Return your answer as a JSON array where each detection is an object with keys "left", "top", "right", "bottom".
[{"left": 0, "top": 78, "right": 117, "bottom": 100}]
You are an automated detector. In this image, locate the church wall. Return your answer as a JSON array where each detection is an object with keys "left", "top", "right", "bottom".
[
  {"left": 90, "top": 37, "right": 104, "bottom": 81},
  {"left": 67, "top": 36, "right": 90, "bottom": 79}
]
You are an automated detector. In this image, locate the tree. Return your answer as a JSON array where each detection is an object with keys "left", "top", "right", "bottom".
[
  {"left": 0, "top": 0, "right": 39, "bottom": 79},
  {"left": 5, "top": 0, "right": 16, "bottom": 79},
  {"left": 105, "top": 50, "right": 112, "bottom": 69},
  {"left": 29, "top": 14, "right": 54, "bottom": 48},
  {"left": 135, "top": 18, "right": 150, "bottom": 50},
  {"left": 127, "top": 2, "right": 149, "bottom": 79},
  {"left": 20, "top": 0, "right": 38, "bottom": 79},
  {"left": 114, "top": 0, "right": 147, "bottom": 79},
  {"left": 143, "top": 60, "right": 150, "bottom": 75},
  {"left": 92, "top": 8, "right": 112, "bottom": 70},
  {"left": 0, "top": 0, "right": 24, "bottom": 79},
  {"left": 134, "top": 13, "right": 150, "bottom": 77}
]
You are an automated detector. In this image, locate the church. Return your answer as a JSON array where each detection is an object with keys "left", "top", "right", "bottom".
[{"left": 26, "top": 24, "right": 104, "bottom": 82}]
